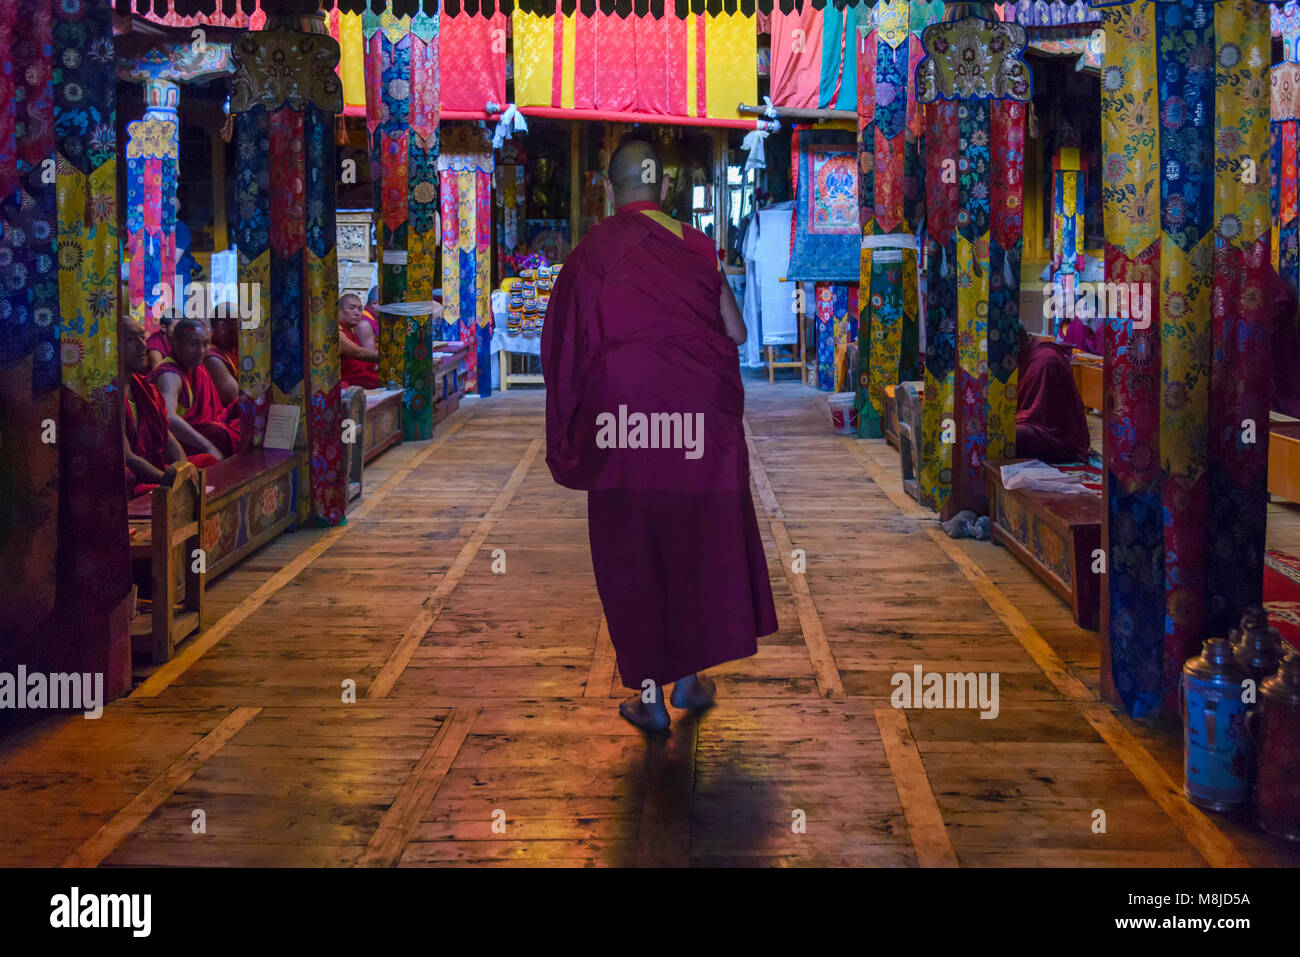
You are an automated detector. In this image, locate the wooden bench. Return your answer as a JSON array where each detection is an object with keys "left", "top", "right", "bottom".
[
  {"left": 434, "top": 341, "right": 469, "bottom": 424},
  {"left": 362, "top": 388, "right": 403, "bottom": 463},
  {"left": 341, "top": 385, "right": 365, "bottom": 500},
  {"left": 985, "top": 458, "right": 1102, "bottom": 630},
  {"left": 895, "top": 381, "right": 924, "bottom": 502},
  {"left": 128, "top": 463, "right": 205, "bottom": 663},
  {"left": 1269, "top": 421, "right": 1300, "bottom": 504},
  {"left": 201, "top": 448, "right": 304, "bottom": 580}
]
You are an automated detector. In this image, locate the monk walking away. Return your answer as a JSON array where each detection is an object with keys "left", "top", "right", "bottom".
[{"left": 541, "top": 137, "right": 778, "bottom": 731}]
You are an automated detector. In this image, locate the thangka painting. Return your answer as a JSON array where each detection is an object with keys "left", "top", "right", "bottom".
[
  {"left": 1097, "top": 0, "right": 1272, "bottom": 717},
  {"left": 788, "top": 126, "right": 861, "bottom": 284},
  {"left": 916, "top": 15, "right": 1031, "bottom": 519}
]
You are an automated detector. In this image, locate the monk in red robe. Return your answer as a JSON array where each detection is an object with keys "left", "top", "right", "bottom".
[
  {"left": 543, "top": 138, "right": 778, "bottom": 731},
  {"left": 150, "top": 317, "right": 242, "bottom": 460},
  {"left": 204, "top": 307, "right": 240, "bottom": 406},
  {"left": 1016, "top": 322, "right": 1091, "bottom": 464},
  {"left": 121, "top": 318, "right": 217, "bottom": 496},
  {"left": 340, "top": 293, "right": 381, "bottom": 389},
  {"left": 146, "top": 315, "right": 172, "bottom": 369}
]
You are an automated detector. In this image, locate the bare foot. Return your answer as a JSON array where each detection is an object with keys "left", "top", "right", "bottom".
[
  {"left": 619, "top": 695, "right": 670, "bottom": 732},
  {"left": 670, "top": 674, "right": 716, "bottom": 710}
]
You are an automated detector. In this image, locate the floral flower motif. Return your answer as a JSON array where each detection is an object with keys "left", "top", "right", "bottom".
[
  {"left": 1103, "top": 66, "right": 1125, "bottom": 94},
  {"left": 61, "top": 337, "right": 85, "bottom": 367},
  {"left": 1218, "top": 214, "right": 1241, "bottom": 241}
]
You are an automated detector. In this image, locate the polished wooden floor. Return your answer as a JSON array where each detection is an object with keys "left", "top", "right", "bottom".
[{"left": 2, "top": 381, "right": 1296, "bottom": 867}]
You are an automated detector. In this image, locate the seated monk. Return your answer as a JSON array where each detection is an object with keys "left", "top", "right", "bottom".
[
  {"left": 146, "top": 314, "right": 173, "bottom": 369},
  {"left": 1015, "top": 321, "right": 1091, "bottom": 465},
  {"left": 1058, "top": 316, "right": 1101, "bottom": 355},
  {"left": 204, "top": 306, "right": 240, "bottom": 406},
  {"left": 121, "top": 318, "right": 217, "bottom": 496},
  {"left": 149, "top": 317, "right": 242, "bottom": 459},
  {"left": 339, "top": 292, "right": 381, "bottom": 389}
]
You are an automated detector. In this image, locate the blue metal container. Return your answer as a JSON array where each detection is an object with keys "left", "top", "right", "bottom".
[{"left": 1182, "top": 637, "right": 1253, "bottom": 812}]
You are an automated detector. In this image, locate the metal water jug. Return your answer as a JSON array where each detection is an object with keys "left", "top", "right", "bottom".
[
  {"left": 1250, "top": 653, "right": 1300, "bottom": 841},
  {"left": 1234, "top": 605, "right": 1284, "bottom": 688},
  {"left": 1182, "top": 637, "right": 1252, "bottom": 811}
]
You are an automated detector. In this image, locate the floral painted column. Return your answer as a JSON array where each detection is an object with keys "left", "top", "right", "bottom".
[
  {"left": 363, "top": 8, "right": 439, "bottom": 438},
  {"left": 0, "top": 0, "right": 130, "bottom": 695},
  {"left": 118, "top": 43, "right": 233, "bottom": 336},
  {"left": 230, "top": 18, "right": 347, "bottom": 527},
  {"left": 1098, "top": 0, "right": 1272, "bottom": 716},
  {"left": 1050, "top": 146, "right": 1086, "bottom": 333},
  {"left": 1272, "top": 15, "right": 1300, "bottom": 294},
  {"left": 125, "top": 79, "right": 178, "bottom": 336},
  {"left": 855, "top": 0, "right": 944, "bottom": 438},
  {"left": 916, "top": 14, "right": 1031, "bottom": 518},
  {"left": 439, "top": 124, "right": 494, "bottom": 396}
]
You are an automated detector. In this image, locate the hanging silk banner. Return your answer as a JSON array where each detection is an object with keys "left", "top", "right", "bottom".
[
  {"left": 231, "top": 24, "right": 347, "bottom": 527},
  {"left": 513, "top": 8, "right": 755, "bottom": 121},
  {"left": 1098, "top": 0, "right": 1272, "bottom": 717},
  {"left": 440, "top": 124, "right": 494, "bottom": 396},
  {"left": 364, "top": 7, "right": 440, "bottom": 440},
  {"left": 440, "top": 9, "right": 507, "bottom": 113},
  {"left": 1050, "top": 146, "right": 1086, "bottom": 335},
  {"left": 327, "top": 2, "right": 367, "bottom": 117},
  {"left": 1273, "top": 55, "right": 1300, "bottom": 293},
  {"left": 125, "top": 105, "right": 178, "bottom": 338},
  {"left": 0, "top": 0, "right": 131, "bottom": 696},
  {"left": 855, "top": 0, "right": 940, "bottom": 438},
  {"left": 916, "top": 15, "right": 1031, "bottom": 519},
  {"left": 813, "top": 282, "right": 859, "bottom": 391}
]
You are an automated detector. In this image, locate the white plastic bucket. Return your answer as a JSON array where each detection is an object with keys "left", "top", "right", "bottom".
[{"left": 827, "top": 392, "right": 858, "bottom": 435}]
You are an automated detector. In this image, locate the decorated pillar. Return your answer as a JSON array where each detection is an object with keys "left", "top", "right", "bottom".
[
  {"left": 1049, "top": 146, "right": 1086, "bottom": 333},
  {"left": 363, "top": 7, "right": 439, "bottom": 439},
  {"left": 1272, "top": 12, "right": 1300, "bottom": 294},
  {"left": 118, "top": 44, "right": 233, "bottom": 336},
  {"left": 439, "top": 124, "right": 495, "bottom": 395},
  {"left": 230, "top": 17, "right": 347, "bottom": 527},
  {"left": 916, "top": 13, "right": 1031, "bottom": 518},
  {"left": 855, "top": 0, "right": 945, "bottom": 437},
  {"left": 1098, "top": 0, "right": 1272, "bottom": 717},
  {"left": 126, "top": 79, "right": 179, "bottom": 335},
  {"left": 0, "top": 0, "right": 130, "bottom": 695}
]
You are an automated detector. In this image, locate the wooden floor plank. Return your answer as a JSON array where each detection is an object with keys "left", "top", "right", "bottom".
[
  {"left": 62, "top": 707, "right": 261, "bottom": 867},
  {"left": 874, "top": 709, "right": 959, "bottom": 868}
]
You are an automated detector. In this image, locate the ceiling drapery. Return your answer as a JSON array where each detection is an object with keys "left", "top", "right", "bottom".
[{"left": 118, "top": 0, "right": 882, "bottom": 22}]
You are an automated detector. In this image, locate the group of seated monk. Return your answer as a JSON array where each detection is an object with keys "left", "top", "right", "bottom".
[{"left": 122, "top": 310, "right": 243, "bottom": 497}]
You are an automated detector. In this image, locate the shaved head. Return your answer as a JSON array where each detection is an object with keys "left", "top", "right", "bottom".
[{"left": 607, "top": 138, "right": 663, "bottom": 208}]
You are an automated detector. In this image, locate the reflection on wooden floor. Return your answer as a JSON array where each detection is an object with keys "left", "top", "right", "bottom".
[{"left": 2, "top": 383, "right": 1296, "bottom": 867}]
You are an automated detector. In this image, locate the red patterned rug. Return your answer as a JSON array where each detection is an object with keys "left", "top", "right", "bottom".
[{"left": 1263, "top": 549, "right": 1300, "bottom": 653}]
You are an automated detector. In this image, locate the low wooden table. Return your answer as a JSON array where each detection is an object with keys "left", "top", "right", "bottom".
[
  {"left": 985, "top": 458, "right": 1102, "bottom": 630},
  {"left": 1070, "top": 354, "right": 1103, "bottom": 412},
  {"left": 1270, "top": 421, "right": 1300, "bottom": 504}
]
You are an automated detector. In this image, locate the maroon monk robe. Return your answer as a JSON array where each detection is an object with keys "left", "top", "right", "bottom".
[
  {"left": 148, "top": 358, "right": 242, "bottom": 458},
  {"left": 124, "top": 373, "right": 217, "bottom": 496},
  {"left": 1061, "top": 318, "right": 1100, "bottom": 355},
  {"left": 1016, "top": 339, "right": 1092, "bottom": 464},
  {"left": 542, "top": 200, "right": 777, "bottom": 690}
]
